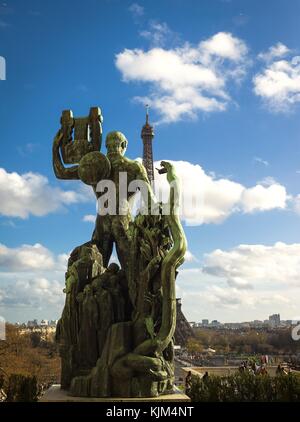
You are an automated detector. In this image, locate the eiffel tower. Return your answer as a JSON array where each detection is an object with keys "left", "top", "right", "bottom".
[
  {"left": 141, "top": 105, "right": 155, "bottom": 184},
  {"left": 140, "top": 109, "right": 194, "bottom": 347}
]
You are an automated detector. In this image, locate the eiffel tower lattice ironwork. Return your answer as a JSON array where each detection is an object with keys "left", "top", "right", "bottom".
[{"left": 141, "top": 105, "right": 155, "bottom": 184}]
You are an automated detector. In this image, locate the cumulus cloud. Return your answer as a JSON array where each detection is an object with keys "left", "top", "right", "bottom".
[
  {"left": 204, "top": 285, "right": 256, "bottom": 306},
  {"left": 176, "top": 273, "right": 296, "bottom": 321},
  {"left": 203, "top": 242, "right": 300, "bottom": 289},
  {"left": 0, "top": 244, "right": 70, "bottom": 322},
  {"left": 154, "top": 160, "right": 289, "bottom": 225},
  {"left": 258, "top": 42, "right": 290, "bottom": 62},
  {"left": 0, "top": 277, "right": 64, "bottom": 308},
  {"left": 0, "top": 243, "right": 68, "bottom": 316},
  {"left": 254, "top": 43, "right": 300, "bottom": 112},
  {"left": 241, "top": 183, "right": 287, "bottom": 213},
  {"left": 0, "top": 243, "right": 68, "bottom": 272},
  {"left": 175, "top": 242, "right": 300, "bottom": 321},
  {"left": 0, "top": 167, "right": 88, "bottom": 218},
  {"left": 200, "top": 285, "right": 291, "bottom": 310},
  {"left": 116, "top": 31, "right": 249, "bottom": 123}
]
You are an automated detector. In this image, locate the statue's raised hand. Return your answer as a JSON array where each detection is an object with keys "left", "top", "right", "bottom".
[
  {"left": 53, "top": 129, "right": 64, "bottom": 148},
  {"left": 52, "top": 129, "right": 79, "bottom": 180}
]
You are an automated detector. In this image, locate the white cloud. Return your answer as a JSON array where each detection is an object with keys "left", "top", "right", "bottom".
[
  {"left": 293, "top": 195, "right": 300, "bottom": 215},
  {"left": 204, "top": 285, "right": 256, "bottom": 307},
  {"left": 184, "top": 250, "right": 198, "bottom": 263},
  {"left": 140, "top": 21, "right": 174, "bottom": 47},
  {"left": 116, "top": 31, "right": 249, "bottom": 123},
  {"left": 0, "top": 243, "right": 67, "bottom": 272},
  {"left": 0, "top": 243, "right": 68, "bottom": 317},
  {"left": 254, "top": 44, "right": 300, "bottom": 112},
  {"left": 258, "top": 42, "right": 290, "bottom": 62},
  {"left": 82, "top": 214, "right": 96, "bottom": 223},
  {"left": 128, "top": 3, "right": 144, "bottom": 18},
  {"left": 0, "top": 242, "right": 119, "bottom": 318},
  {"left": 199, "top": 31, "right": 248, "bottom": 62},
  {"left": 0, "top": 276, "right": 64, "bottom": 308},
  {"left": 241, "top": 183, "right": 287, "bottom": 213},
  {"left": 0, "top": 167, "right": 88, "bottom": 218},
  {"left": 154, "top": 160, "right": 289, "bottom": 225},
  {"left": 203, "top": 242, "right": 300, "bottom": 289},
  {"left": 176, "top": 274, "right": 297, "bottom": 322},
  {"left": 201, "top": 285, "right": 291, "bottom": 310},
  {"left": 175, "top": 242, "right": 300, "bottom": 321}
]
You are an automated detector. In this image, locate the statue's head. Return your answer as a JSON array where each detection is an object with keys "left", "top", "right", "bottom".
[{"left": 105, "top": 131, "right": 128, "bottom": 156}]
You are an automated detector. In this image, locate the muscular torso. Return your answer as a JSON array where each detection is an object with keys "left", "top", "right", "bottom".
[{"left": 93, "top": 155, "right": 150, "bottom": 215}]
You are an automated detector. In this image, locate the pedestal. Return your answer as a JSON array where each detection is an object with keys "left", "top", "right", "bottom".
[{"left": 40, "top": 384, "right": 191, "bottom": 402}]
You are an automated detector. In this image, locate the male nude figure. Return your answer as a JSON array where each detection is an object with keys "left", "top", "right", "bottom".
[{"left": 53, "top": 130, "right": 156, "bottom": 269}]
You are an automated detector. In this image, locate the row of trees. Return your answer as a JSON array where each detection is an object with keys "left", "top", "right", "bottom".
[
  {"left": 186, "top": 328, "right": 300, "bottom": 355},
  {"left": 0, "top": 324, "right": 60, "bottom": 400}
]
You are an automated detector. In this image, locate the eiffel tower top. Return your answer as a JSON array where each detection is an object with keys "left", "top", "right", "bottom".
[{"left": 141, "top": 104, "right": 154, "bottom": 137}]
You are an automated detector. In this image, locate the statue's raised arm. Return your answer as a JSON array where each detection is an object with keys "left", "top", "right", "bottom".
[{"left": 52, "top": 130, "right": 79, "bottom": 180}]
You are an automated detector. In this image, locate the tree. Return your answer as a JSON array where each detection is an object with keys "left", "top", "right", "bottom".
[
  {"left": 186, "top": 338, "right": 203, "bottom": 354},
  {"left": 30, "top": 332, "right": 41, "bottom": 348}
]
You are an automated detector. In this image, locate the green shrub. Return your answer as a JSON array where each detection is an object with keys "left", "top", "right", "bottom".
[
  {"left": 189, "top": 372, "right": 300, "bottom": 402},
  {"left": 6, "top": 374, "right": 38, "bottom": 402}
]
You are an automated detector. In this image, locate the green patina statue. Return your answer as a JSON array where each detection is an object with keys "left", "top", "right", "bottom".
[{"left": 53, "top": 107, "right": 187, "bottom": 398}]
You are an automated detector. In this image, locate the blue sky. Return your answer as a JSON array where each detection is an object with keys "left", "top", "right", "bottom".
[{"left": 0, "top": 0, "right": 300, "bottom": 323}]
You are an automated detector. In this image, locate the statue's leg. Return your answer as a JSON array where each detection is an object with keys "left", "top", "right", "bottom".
[
  {"left": 92, "top": 214, "right": 114, "bottom": 267},
  {"left": 111, "top": 215, "right": 131, "bottom": 270}
]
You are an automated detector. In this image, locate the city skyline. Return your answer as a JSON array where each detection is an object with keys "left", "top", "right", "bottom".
[{"left": 11, "top": 312, "right": 300, "bottom": 329}]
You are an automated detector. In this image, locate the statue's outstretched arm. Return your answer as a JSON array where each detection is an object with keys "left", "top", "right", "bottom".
[{"left": 52, "top": 130, "right": 79, "bottom": 180}]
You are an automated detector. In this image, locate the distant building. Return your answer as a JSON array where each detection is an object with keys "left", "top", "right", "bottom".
[
  {"left": 180, "top": 314, "right": 295, "bottom": 330},
  {"left": 40, "top": 319, "right": 49, "bottom": 327},
  {"left": 27, "top": 319, "right": 38, "bottom": 328},
  {"left": 269, "top": 314, "right": 280, "bottom": 327},
  {"left": 210, "top": 320, "right": 221, "bottom": 327},
  {"left": 249, "top": 320, "right": 264, "bottom": 328},
  {"left": 224, "top": 323, "right": 242, "bottom": 330}
]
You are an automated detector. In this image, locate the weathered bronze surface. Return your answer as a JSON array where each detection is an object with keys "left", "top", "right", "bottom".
[{"left": 53, "top": 107, "right": 187, "bottom": 398}]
